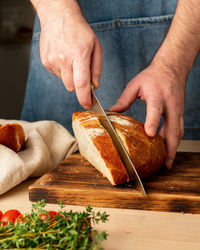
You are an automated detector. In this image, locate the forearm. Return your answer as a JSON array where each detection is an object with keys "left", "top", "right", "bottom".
[{"left": 153, "top": 0, "right": 200, "bottom": 79}]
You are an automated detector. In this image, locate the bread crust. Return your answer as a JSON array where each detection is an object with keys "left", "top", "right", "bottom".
[
  {"left": 73, "top": 111, "right": 166, "bottom": 185},
  {"left": 72, "top": 111, "right": 129, "bottom": 185},
  {"left": 0, "top": 123, "right": 25, "bottom": 152},
  {"left": 106, "top": 111, "right": 167, "bottom": 179}
]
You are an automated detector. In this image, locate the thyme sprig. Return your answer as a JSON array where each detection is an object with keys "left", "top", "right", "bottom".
[{"left": 0, "top": 200, "right": 109, "bottom": 249}]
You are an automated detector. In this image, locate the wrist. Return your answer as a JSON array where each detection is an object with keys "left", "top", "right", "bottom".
[
  {"left": 33, "top": 0, "right": 83, "bottom": 27},
  {"left": 151, "top": 47, "right": 190, "bottom": 82}
]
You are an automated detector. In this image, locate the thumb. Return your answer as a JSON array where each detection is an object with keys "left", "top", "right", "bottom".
[
  {"left": 144, "top": 98, "right": 163, "bottom": 137},
  {"left": 110, "top": 80, "right": 139, "bottom": 112}
]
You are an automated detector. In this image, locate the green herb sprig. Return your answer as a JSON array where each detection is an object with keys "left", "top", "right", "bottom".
[{"left": 0, "top": 200, "right": 109, "bottom": 249}]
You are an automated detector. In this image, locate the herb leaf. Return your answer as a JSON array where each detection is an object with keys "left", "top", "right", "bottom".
[{"left": 0, "top": 200, "right": 109, "bottom": 249}]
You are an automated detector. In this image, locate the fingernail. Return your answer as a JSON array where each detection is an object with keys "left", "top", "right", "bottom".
[
  {"left": 165, "top": 158, "right": 174, "bottom": 169},
  {"left": 84, "top": 104, "right": 91, "bottom": 109}
]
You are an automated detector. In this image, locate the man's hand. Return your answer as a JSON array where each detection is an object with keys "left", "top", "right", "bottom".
[
  {"left": 111, "top": 61, "right": 185, "bottom": 169},
  {"left": 111, "top": 0, "right": 200, "bottom": 169},
  {"left": 32, "top": 0, "right": 102, "bottom": 109}
]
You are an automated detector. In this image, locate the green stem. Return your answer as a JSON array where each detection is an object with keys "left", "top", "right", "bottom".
[{"left": 0, "top": 230, "right": 59, "bottom": 242}]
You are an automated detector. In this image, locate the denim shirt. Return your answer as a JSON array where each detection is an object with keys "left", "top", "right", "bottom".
[{"left": 21, "top": 0, "right": 200, "bottom": 139}]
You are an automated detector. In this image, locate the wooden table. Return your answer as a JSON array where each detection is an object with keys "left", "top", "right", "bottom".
[{"left": 0, "top": 140, "right": 200, "bottom": 250}]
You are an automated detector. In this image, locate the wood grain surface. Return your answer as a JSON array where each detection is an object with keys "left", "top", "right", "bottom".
[{"left": 29, "top": 152, "right": 200, "bottom": 214}]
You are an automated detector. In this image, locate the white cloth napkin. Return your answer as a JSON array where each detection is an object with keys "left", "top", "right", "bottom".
[{"left": 0, "top": 119, "right": 78, "bottom": 195}]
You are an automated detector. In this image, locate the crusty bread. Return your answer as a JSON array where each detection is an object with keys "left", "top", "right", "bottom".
[
  {"left": 72, "top": 111, "right": 166, "bottom": 185},
  {"left": 0, "top": 123, "right": 25, "bottom": 152}
]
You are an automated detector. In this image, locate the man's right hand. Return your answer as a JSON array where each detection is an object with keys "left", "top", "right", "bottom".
[{"left": 33, "top": 0, "right": 102, "bottom": 109}]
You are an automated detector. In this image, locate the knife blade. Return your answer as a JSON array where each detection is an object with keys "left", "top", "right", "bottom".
[{"left": 91, "top": 85, "right": 146, "bottom": 196}]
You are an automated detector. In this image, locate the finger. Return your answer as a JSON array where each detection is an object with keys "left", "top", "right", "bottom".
[
  {"left": 73, "top": 54, "right": 92, "bottom": 109},
  {"left": 91, "top": 40, "right": 102, "bottom": 89},
  {"left": 61, "top": 65, "right": 75, "bottom": 92},
  {"left": 110, "top": 80, "right": 139, "bottom": 112},
  {"left": 164, "top": 110, "right": 180, "bottom": 169},
  {"left": 160, "top": 114, "right": 184, "bottom": 169},
  {"left": 144, "top": 98, "right": 163, "bottom": 137}
]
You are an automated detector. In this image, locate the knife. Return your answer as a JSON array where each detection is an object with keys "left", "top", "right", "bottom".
[{"left": 91, "top": 85, "right": 146, "bottom": 196}]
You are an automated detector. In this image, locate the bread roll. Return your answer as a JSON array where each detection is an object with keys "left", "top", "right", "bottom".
[
  {"left": 72, "top": 111, "right": 166, "bottom": 185},
  {"left": 0, "top": 123, "right": 25, "bottom": 152}
]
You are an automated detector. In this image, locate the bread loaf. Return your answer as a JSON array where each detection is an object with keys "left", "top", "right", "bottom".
[
  {"left": 0, "top": 123, "right": 25, "bottom": 152},
  {"left": 72, "top": 111, "right": 166, "bottom": 185}
]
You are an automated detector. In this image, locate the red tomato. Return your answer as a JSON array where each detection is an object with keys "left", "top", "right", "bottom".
[
  {"left": 1, "top": 210, "right": 21, "bottom": 225},
  {"left": 40, "top": 213, "right": 48, "bottom": 221},
  {"left": 0, "top": 210, "right": 2, "bottom": 220},
  {"left": 16, "top": 214, "right": 26, "bottom": 223},
  {"left": 40, "top": 211, "right": 58, "bottom": 222},
  {"left": 57, "top": 212, "right": 63, "bottom": 218},
  {"left": 48, "top": 211, "right": 57, "bottom": 219},
  {"left": 17, "top": 214, "right": 31, "bottom": 223}
]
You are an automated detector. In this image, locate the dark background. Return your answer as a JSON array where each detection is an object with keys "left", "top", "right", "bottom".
[{"left": 0, "top": 0, "right": 35, "bottom": 119}]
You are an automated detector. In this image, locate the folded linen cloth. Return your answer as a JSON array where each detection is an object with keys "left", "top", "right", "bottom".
[{"left": 0, "top": 119, "right": 78, "bottom": 195}]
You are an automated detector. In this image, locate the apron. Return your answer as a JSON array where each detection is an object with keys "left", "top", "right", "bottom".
[{"left": 21, "top": 0, "right": 200, "bottom": 139}]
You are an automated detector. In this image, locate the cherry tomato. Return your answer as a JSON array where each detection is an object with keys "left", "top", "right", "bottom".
[
  {"left": 16, "top": 214, "right": 26, "bottom": 223},
  {"left": 40, "top": 213, "right": 48, "bottom": 221},
  {"left": 0, "top": 210, "right": 2, "bottom": 220},
  {"left": 40, "top": 211, "right": 58, "bottom": 222},
  {"left": 1, "top": 209, "right": 21, "bottom": 225},
  {"left": 48, "top": 211, "right": 57, "bottom": 219},
  {"left": 17, "top": 214, "right": 31, "bottom": 223}
]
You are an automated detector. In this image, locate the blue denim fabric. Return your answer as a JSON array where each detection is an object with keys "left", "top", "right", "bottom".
[{"left": 21, "top": 0, "right": 200, "bottom": 138}]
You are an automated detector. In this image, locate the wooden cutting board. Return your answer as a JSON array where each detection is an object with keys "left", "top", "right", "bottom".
[{"left": 29, "top": 152, "right": 200, "bottom": 214}]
